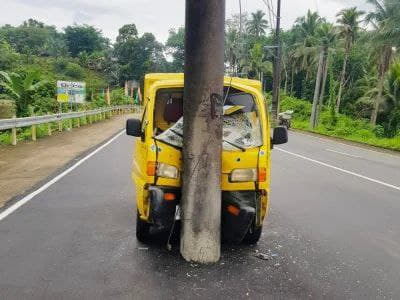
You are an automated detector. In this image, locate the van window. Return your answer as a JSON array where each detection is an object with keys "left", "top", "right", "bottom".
[
  {"left": 154, "top": 88, "right": 262, "bottom": 150},
  {"left": 154, "top": 89, "right": 183, "bottom": 134}
]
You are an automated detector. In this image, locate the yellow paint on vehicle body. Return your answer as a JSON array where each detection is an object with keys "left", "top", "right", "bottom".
[{"left": 132, "top": 73, "right": 271, "bottom": 222}]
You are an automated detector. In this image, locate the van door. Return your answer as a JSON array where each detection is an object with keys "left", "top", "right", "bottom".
[{"left": 132, "top": 103, "right": 154, "bottom": 219}]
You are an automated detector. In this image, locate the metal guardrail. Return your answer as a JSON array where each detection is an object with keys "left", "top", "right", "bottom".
[
  {"left": 0, "top": 105, "right": 141, "bottom": 145},
  {"left": 0, "top": 105, "right": 138, "bottom": 130}
]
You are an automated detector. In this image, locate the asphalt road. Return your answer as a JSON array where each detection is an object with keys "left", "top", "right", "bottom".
[{"left": 0, "top": 131, "right": 399, "bottom": 299}]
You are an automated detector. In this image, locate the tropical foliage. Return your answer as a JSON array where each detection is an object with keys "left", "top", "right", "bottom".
[
  {"left": 1, "top": 2, "right": 400, "bottom": 146},
  {"left": 208, "top": 1, "right": 400, "bottom": 140}
]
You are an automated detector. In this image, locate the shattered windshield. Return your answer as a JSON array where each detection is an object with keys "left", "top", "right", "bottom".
[{"left": 154, "top": 91, "right": 262, "bottom": 151}]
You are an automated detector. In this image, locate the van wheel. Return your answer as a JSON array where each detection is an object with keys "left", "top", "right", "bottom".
[
  {"left": 136, "top": 210, "right": 151, "bottom": 242},
  {"left": 243, "top": 226, "right": 262, "bottom": 244}
]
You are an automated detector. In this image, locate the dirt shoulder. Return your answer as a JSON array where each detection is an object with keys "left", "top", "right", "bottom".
[{"left": 0, "top": 113, "right": 135, "bottom": 208}]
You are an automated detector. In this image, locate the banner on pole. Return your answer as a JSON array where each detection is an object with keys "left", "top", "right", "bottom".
[{"left": 57, "top": 81, "right": 86, "bottom": 103}]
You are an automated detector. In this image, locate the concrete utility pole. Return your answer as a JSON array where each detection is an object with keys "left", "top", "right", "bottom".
[
  {"left": 271, "top": 0, "right": 282, "bottom": 125},
  {"left": 181, "top": 0, "right": 225, "bottom": 263}
]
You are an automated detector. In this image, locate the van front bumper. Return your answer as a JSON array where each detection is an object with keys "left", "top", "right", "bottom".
[{"left": 147, "top": 186, "right": 262, "bottom": 244}]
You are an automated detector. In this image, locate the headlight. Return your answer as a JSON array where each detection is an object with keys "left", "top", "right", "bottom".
[
  {"left": 157, "top": 163, "right": 179, "bottom": 179},
  {"left": 230, "top": 168, "right": 257, "bottom": 182}
]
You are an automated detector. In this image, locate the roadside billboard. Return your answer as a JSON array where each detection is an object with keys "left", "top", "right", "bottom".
[{"left": 57, "top": 81, "right": 86, "bottom": 103}]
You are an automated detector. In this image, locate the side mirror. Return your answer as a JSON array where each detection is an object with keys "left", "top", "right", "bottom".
[
  {"left": 126, "top": 119, "right": 142, "bottom": 137},
  {"left": 272, "top": 126, "right": 288, "bottom": 145}
]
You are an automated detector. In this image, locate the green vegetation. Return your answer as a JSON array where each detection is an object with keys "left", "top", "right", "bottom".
[
  {"left": 164, "top": 2, "right": 400, "bottom": 148},
  {"left": 209, "top": 1, "right": 399, "bottom": 149},
  {"left": 280, "top": 95, "right": 400, "bottom": 151},
  {"left": 1, "top": 2, "right": 399, "bottom": 150},
  {"left": 0, "top": 20, "right": 169, "bottom": 120}
]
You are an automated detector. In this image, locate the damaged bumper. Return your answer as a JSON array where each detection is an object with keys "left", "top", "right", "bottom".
[{"left": 148, "top": 186, "right": 263, "bottom": 244}]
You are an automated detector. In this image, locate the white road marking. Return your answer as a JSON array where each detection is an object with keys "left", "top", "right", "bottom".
[
  {"left": 325, "top": 148, "right": 361, "bottom": 158},
  {"left": 0, "top": 130, "right": 125, "bottom": 222},
  {"left": 276, "top": 147, "right": 400, "bottom": 192}
]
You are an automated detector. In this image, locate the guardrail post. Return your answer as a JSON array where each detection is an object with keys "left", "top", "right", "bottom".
[
  {"left": 58, "top": 115, "right": 62, "bottom": 132},
  {"left": 47, "top": 113, "right": 52, "bottom": 136},
  {"left": 68, "top": 113, "right": 73, "bottom": 131},
  {"left": 31, "top": 124, "right": 37, "bottom": 141},
  {"left": 77, "top": 117, "right": 80, "bottom": 128},
  {"left": 11, "top": 115, "right": 17, "bottom": 146}
]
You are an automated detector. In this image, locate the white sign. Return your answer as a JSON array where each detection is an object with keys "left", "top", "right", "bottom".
[{"left": 57, "top": 81, "right": 86, "bottom": 103}]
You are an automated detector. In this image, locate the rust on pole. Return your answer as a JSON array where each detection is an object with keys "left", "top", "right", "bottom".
[{"left": 181, "top": 0, "right": 225, "bottom": 263}]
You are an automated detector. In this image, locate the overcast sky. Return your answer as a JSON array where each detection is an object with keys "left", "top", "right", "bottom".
[{"left": 0, "top": 0, "right": 371, "bottom": 43}]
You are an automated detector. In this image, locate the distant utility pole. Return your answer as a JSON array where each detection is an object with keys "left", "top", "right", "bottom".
[
  {"left": 181, "top": 0, "right": 225, "bottom": 263},
  {"left": 271, "top": 0, "right": 282, "bottom": 125},
  {"left": 239, "top": 0, "right": 242, "bottom": 35}
]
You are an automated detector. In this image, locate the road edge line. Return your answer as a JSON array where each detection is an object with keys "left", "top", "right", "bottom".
[
  {"left": 276, "top": 147, "right": 400, "bottom": 192},
  {"left": 0, "top": 130, "right": 125, "bottom": 222}
]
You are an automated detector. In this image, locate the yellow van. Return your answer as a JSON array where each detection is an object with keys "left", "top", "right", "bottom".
[{"left": 126, "top": 73, "right": 288, "bottom": 244}]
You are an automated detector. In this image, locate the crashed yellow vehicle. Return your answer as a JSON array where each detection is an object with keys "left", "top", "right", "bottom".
[{"left": 126, "top": 73, "right": 288, "bottom": 244}]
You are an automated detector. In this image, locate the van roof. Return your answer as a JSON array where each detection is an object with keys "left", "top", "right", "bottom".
[{"left": 144, "top": 73, "right": 262, "bottom": 100}]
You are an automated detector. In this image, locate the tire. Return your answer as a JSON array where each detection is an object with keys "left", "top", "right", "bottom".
[
  {"left": 243, "top": 225, "right": 263, "bottom": 244},
  {"left": 136, "top": 210, "right": 151, "bottom": 243}
]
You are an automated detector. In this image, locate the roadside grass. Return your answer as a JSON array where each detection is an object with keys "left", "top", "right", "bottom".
[{"left": 280, "top": 96, "right": 400, "bottom": 152}]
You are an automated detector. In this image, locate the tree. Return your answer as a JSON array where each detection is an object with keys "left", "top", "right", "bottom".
[
  {"left": 0, "top": 40, "right": 19, "bottom": 70},
  {"left": 246, "top": 10, "right": 268, "bottom": 38},
  {"left": 0, "top": 20, "right": 59, "bottom": 56},
  {"left": 335, "top": 7, "right": 364, "bottom": 112},
  {"left": 165, "top": 27, "right": 185, "bottom": 72},
  {"left": 382, "top": 60, "right": 400, "bottom": 136},
  {"left": 114, "top": 25, "right": 166, "bottom": 83},
  {"left": 310, "top": 23, "right": 337, "bottom": 128},
  {"left": 245, "top": 43, "right": 272, "bottom": 82},
  {"left": 0, "top": 71, "right": 47, "bottom": 117},
  {"left": 353, "top": 75, "right": 375, "bottom": 118},
  {"left": 225, "top": 26, "right": 239, "bottom": 75},
  {"left": 116, "top": 24, "right": 138, "bottom": 43},
  {"left": 64, "top": 24, "right": 109, "bottom": 57},
  {"left": 294, "top": 10, "right": 325, "bottom": 41},
  {"left": 225, "top": 13, "right": 250, "bottom": 75},
  {"left": 292, "top": 11, "right": 324, "bottom": 81},
  {"left": 366, "top": 0, "right": 400, "bottom": 125}
]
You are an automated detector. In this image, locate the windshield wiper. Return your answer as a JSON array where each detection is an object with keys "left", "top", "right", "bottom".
[
  {"left": 223, "top": 139, "right": 246, "bottom": 151},
  {"left": 170, "top": 128, "right": 183, "bottom": 137}
]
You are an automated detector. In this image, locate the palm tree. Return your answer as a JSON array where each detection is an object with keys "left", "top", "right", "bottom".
[
  {"left": 292, "top": 11, "right": 324, "bottom": 81},
  {"left": 382, "top": 60, "right": 400, "bottom": 136},
  {"left": 335, "top": 7, "right": 365, "bottom": 113},
  {"left": 355, "top": 74, "right": 379, "bottom": 118},
  {"left": 0, "top": 71, "right": 47, "bottom": 117},
  {"left": 295, "top": 10, "right": 325, "bottom": 41},
  {"left": 225, "top": 27, "right": 239, "bottom": 75},
  {"left": 366, "top": 0, "right": 400, "bottom": 125},
  {"left": 250, "top": 43, "right": 272, "bottom": 82},
  {"left": 310, "top": 23, "right": 337, "bottom": 128},
  {"left": 246, "top": 10, "right": 268, "bottom": 37}
]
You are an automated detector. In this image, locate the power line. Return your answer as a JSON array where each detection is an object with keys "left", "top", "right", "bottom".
[{"left": 261, "top": 0, "right": 276, "bottom": 31}]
